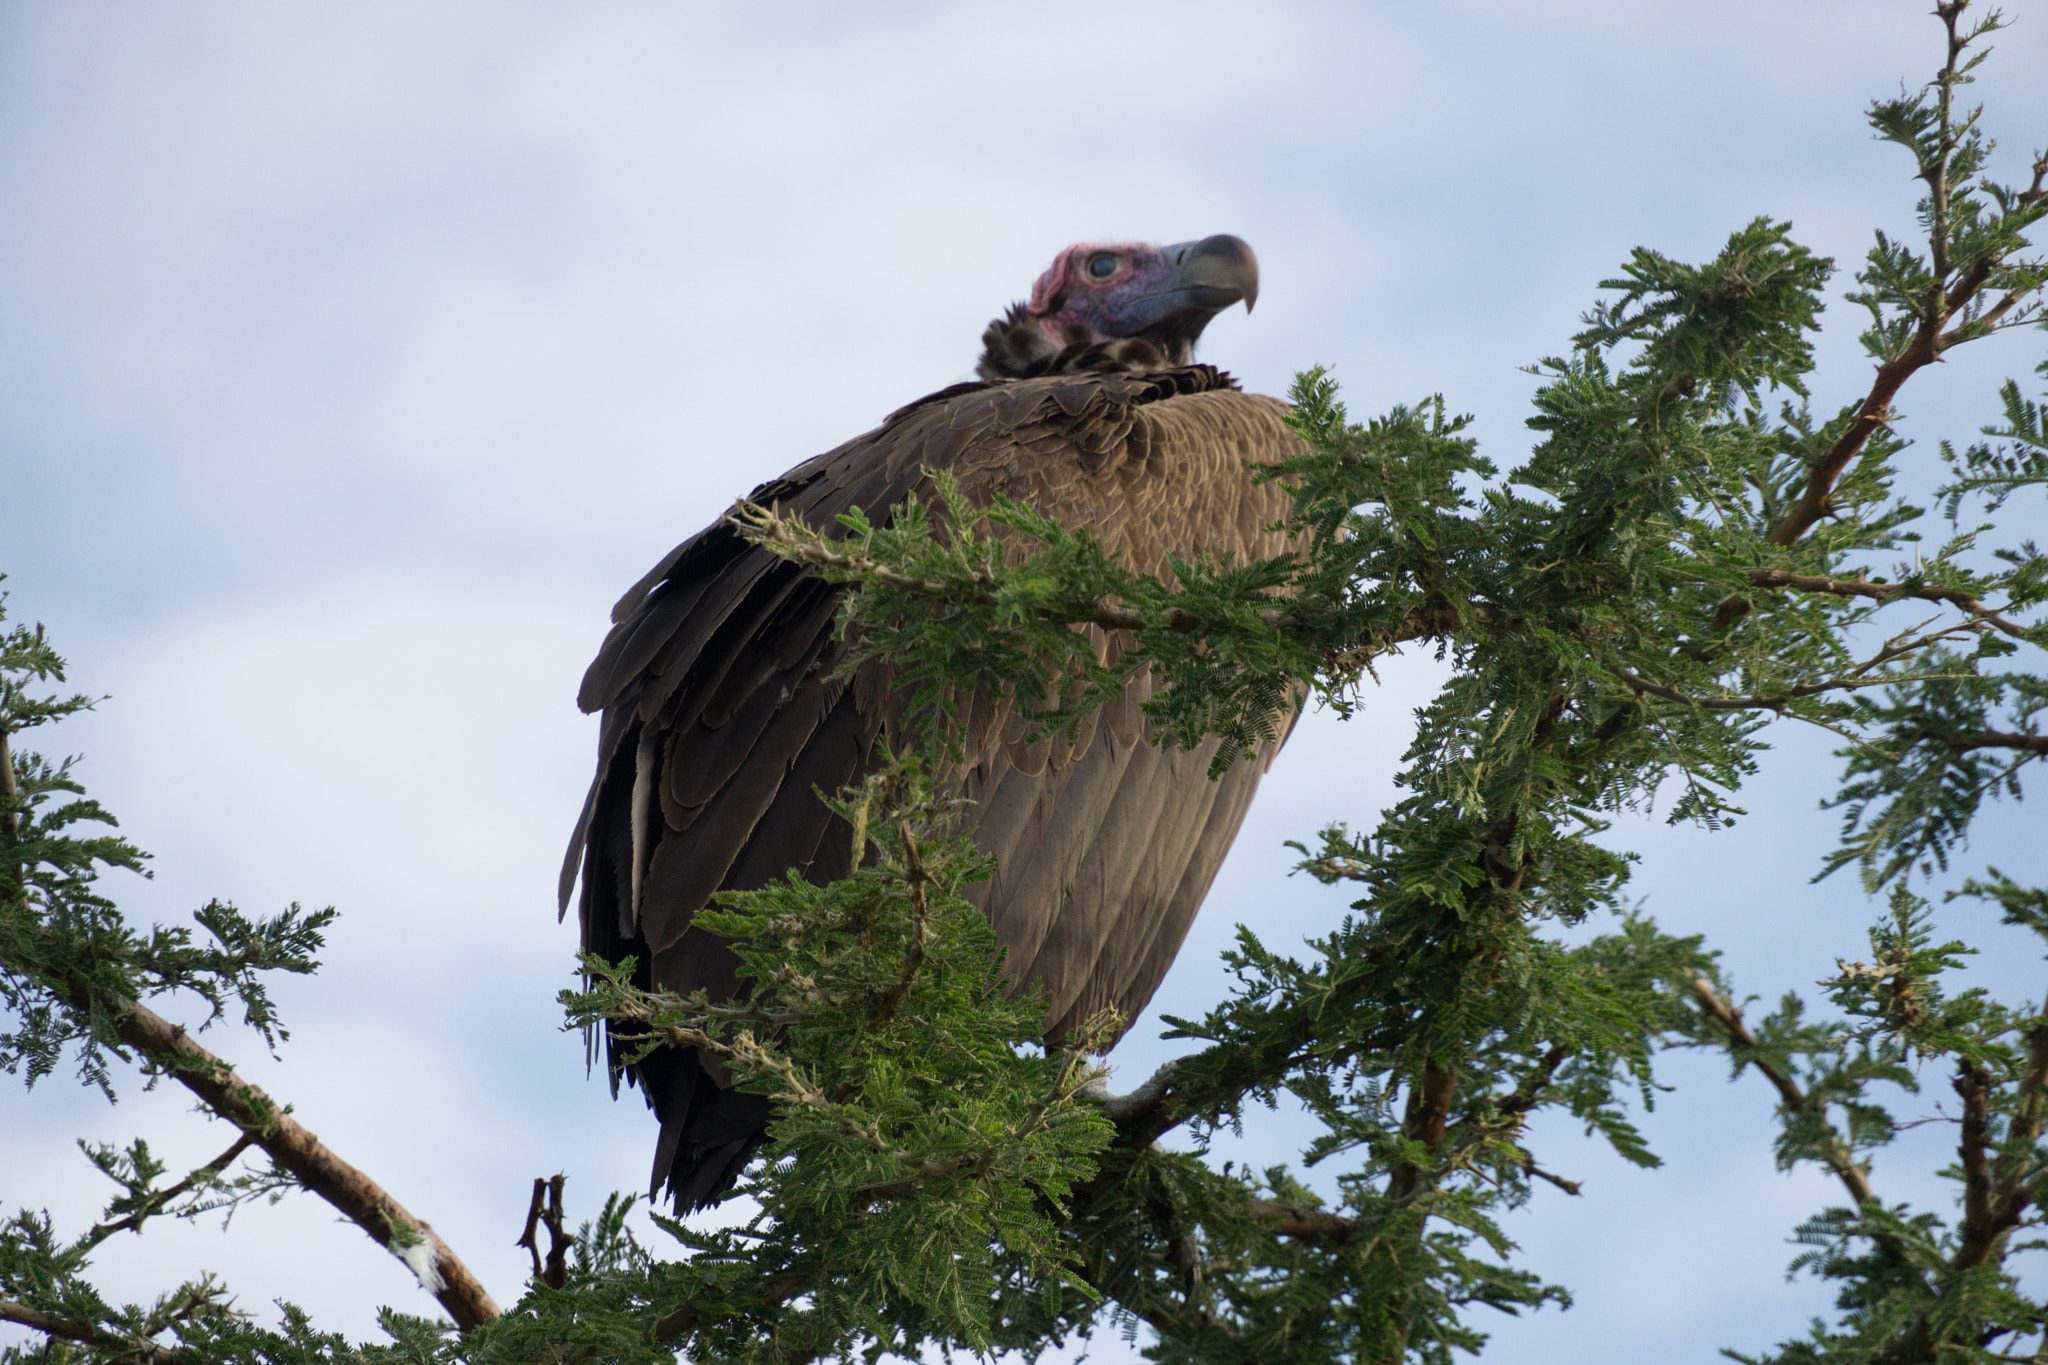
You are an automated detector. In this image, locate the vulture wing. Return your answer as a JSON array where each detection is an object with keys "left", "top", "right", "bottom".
[{"left": 563, "top": 364, "right": 1303, "bottom": 1208}]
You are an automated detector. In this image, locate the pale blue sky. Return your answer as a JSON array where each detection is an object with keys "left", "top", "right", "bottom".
[{"left": 4, "top": 4, "right": 2046, "bottom": 1360}]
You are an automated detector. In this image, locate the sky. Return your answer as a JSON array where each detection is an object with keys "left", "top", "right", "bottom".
[{"left": 3, "top": 2, "right": 2047, "bottom": 1361}]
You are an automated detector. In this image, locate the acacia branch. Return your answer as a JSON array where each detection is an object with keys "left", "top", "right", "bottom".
[
  {"left": 38, "top": 963, "right": 500, "bottom": 1329},
  {"left": 732, "top": 499, "right": 1476, "bottom": 656},
  {"left": 1498, "top": 1044, "right": 1571, "bottom": 1119},
  {"left": 1768, "top": 356, "right": 1933, "bottom": 547},
  {"left": 1933, "top": 729, "right": 2048, "bottom": 756},
  {"left": 867, "top": 819, "right": 932, "bottom": 1031},
  {"left": 0, "top": 1298, "right": 179, "bottom": 1365},
  {"left": 1615, "top": 665, "right": 1964, "bottom": 713},
  {"left": 1742, "top": 568, "right": 2034, "bottom": 640},
  {"left": 1389, "top": 1060, "right": 1459, "bottom": 1202},
  {"left": 1766, "top": 20, "right": 2047, "bottom": 549},
  {"left": 82, "top": 1133, "right": 258, "bottom": 1248},
  {"left": 652, "top": 1271, "right": 816, "bottom": 1344},
  {"left": 1078, "top": 1060, "right": 1184, "bottom": 1128},
  {"left": 1952, "top": 1019, "right": 2048, "bottom": 1277},
  {"left": 1250, "top": 1200, "right": 1357, "bottom": 1242},
  {"left": 1957, "top": 1061, "right": 1997, "bottom": 1261},
  {"left": 1689, "top": 976, "right": 1879, "bottom": 1209},
  {"left": 1994, "top": 1022, "right": 2048, "bottom": 1203},
  {"left": 730, "top": 502, "right": 1271, "bottom": 636}
]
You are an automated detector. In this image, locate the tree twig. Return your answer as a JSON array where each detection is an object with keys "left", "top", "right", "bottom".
[
  {"left": 1741, "top": 568, "right": 2035, "bottom": 640},
  {"left": 1614, "top": 663, "right": 1966, "bottom": 713},
  {"left": 1250, "top": 1200, "right": 1358, "bottom": 1242},
  {"left": 1522, "top": 1161, "right": 1583, "bottom": 1197},
  {"left": 43, "top": 967, "right": 500, "bottom": 1329},
  {"left": 0, "top": 1298, "right": 179, "bottom": 1365},
  {"left": 1930, "top": 729, "right": 2048, "bottom": 756},
  {"left": 82, "top": 1133, "right": 258, "bottom": 1248},
  {"left": 1765, "top": 21, "right": 2048, "bottom": 548},
  {"left": 1688, "top": 976, "right": 1878, "bottom": 1209},
  {"left": 515, "top": 1175, "right": 569, "bottom": 1290}
]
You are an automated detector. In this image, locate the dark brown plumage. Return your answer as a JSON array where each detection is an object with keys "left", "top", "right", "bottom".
[{"left": 562, "top": 235, "right": 1303, "bottom": 1210}]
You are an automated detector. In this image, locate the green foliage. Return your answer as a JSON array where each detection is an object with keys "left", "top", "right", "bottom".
[
  {"left": 560, "top": 750, "right": 1118, "bottom": 1360},
  {"left": 1575, "top": 216, "right": 1833, "bottom": 403},
  {"left": 1941, "top": 361, "right": 2048, "bottom": 516},
  {"left": 1697, "top": 886, "right": 2048, "bottom": 1365},
  {"left": 0, "top": 589, "right": 333, "bottom": 1100}
]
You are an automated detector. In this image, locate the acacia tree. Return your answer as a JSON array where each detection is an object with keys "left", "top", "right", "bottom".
[{"left": 4, "top": 4, "right": 2046, "bottom": 1362}]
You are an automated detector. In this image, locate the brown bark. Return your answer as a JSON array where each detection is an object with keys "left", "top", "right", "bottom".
[
  {"left": 65, "top": 979, "right": 501, "bottom": 1328},
  {"left": 1741, "top": 567, "right": 2029, "bottom": 639},
  {"left": 0, "top": 1298, "right": 180, "bottom": 1365},
  {"left": 1251, "top": 1200, "right": 1357, "bottom": 1242},
  {"left": 1767, "top": 350, "right": 1936, "bottom": 547},
  {"left": 1955, "top": 1061, "right": 1995, "bottom": 1261},
  {"left": 1939, "top": 730, "right": 2048, "bottom": 756},
  {"left": 1689, "top": 976, "right": 1879, "bottom": 1208},
  {"left": 1389, "top": 1060, "right": 1460, "bottom": 1202}
]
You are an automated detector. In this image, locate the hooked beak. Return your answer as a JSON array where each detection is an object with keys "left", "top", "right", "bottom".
[{"left": 1159, "top": 233, "right": 1259, "bottom": 315}]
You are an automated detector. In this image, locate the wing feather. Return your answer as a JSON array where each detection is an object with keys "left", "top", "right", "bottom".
[
  {"left": 638, "top": 678, "right": 840, "bottom": 951},
  {"left": 565, "top": 365, "right": 1306, "bottom": 1208},
  {"left": 1020, "top": 741, "right": 1227, "bottom": 1032}
]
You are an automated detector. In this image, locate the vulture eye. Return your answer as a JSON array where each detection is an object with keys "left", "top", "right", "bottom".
[{"left": 1085, "top": 253, "right": 1118, "bottom": 280}]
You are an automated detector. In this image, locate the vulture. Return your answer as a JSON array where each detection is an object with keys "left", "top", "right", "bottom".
[{"left": 563, "top": 233, "right": 1306, "bottom": 1210}]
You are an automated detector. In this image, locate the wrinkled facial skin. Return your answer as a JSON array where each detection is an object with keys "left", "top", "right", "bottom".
[{"left": 1024, "top": 234, "right": 1258, "bottom": 355}]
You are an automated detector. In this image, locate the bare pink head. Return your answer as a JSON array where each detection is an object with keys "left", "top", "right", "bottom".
[{"left": 977, "top": 234, "right": 1259, "bottom": 380}]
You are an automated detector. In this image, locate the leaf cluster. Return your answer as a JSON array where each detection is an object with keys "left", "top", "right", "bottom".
[{"left": 1, "top": 590, "right": 335, "bottom": 1101}]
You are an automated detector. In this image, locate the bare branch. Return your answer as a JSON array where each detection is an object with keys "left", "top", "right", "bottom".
[
  {"left": 1688, "top": 976, "right": 1879, "bottom": 1209},
  {"left": 1077, "top": 1059, "right": 1185, "bottom": 1127},
  {"left": 1742, "top": 567, "right": 2035, "bottom": 640},
  {"left": 1522, "top": 1161, "right": 1584, "bottom": 1197},
  {"left": 0, "top": 1298, "right": 179, "bottom": 1365},
  {"left": 1249, "top": 1200, "right": 1357, "bottom": 1242},
  {"left": 42, "top": 967, "right": 500, "bottom": 1329},
  {"left": 1933, "top": 729, "right": 2048, "bottom": 756},
  {"left": 515, "top": 1175, "right": 569, "bottom": 1290}
]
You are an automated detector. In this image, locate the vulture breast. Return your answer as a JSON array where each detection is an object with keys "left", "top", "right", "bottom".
[{"left": 563, "top": 364, "right": 1303, "bottom": 1208}]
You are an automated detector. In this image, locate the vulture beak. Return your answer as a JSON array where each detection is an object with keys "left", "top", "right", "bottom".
[
  {"left": 1160, "top": 234, "right": 1259, "bottom": 316},
  {"left": 1108, "top": 234, "right": 1259, "bottom": 351}
]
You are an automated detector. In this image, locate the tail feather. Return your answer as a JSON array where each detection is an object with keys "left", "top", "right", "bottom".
[{"left": 647, "top": 1047, "right": 774, "bottom": 1211}]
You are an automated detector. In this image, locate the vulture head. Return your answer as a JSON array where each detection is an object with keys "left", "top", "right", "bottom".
[{"left": 976, "top": 234, "right": 1258, "bottom": 381}]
